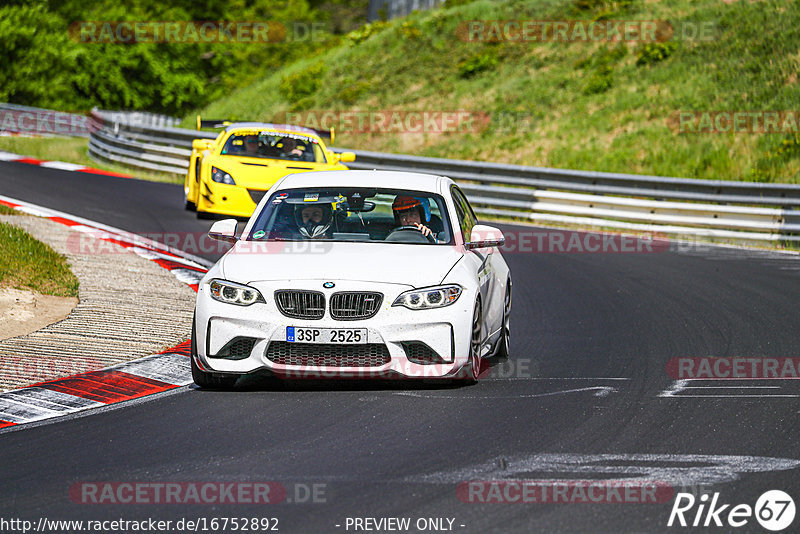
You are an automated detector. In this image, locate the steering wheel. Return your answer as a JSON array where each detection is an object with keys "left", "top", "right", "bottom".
[{"left": 386, "top": 225, "right": 436, "bottom": 243}]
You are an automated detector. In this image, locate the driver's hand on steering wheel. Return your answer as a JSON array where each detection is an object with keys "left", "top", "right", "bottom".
[{"left": 413, "top": 223, "right": 432, "bottom": 237}]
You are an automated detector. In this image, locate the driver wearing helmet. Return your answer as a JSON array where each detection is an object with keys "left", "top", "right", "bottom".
[
  {"left": 392, "top": 195, "right": 433, "bottom": 238},
  {"left": 295, "top": 203, "right": 333, "bottom": 239}
]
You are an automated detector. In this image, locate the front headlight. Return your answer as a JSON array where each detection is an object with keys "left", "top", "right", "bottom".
[
  {"left": 392, "top": 285, "right": 462, "bottom": 310},
  {"left": 211, "top": 166, "right": 236, "bottom": 185},
  {"left": 209, "top": 279, "right": 265, "bottom": 306}
]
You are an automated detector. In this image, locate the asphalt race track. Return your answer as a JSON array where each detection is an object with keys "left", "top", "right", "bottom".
[{"left": 1, "top": 160, "right": 800, "bottom": 533}]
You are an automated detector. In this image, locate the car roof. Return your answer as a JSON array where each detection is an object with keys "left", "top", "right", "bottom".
[
  {"left": 224, "top": 122, "right": 320, "bottom": 137},
  {"left": 277, "top": 170, "right": 451, "bottom": 193}
]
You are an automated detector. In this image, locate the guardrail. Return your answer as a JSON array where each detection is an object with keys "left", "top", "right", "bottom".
[
  {"left": 0, "top": 103, "right": 179, "bottom": 138},
  {"left": 367, "top": 0, "right": 446, "bottom": 22},
  {"left": 86, "top": 108, "right": 800, "bottom": 242},
  {"left": 0, "top": 103, "right": 91, "bottom": 137}
]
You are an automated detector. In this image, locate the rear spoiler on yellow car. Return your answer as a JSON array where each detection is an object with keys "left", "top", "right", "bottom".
[
  {"left": 196, "top": 116, "right": 335, "bottom": 144},
  {"left": 196, "top": 117, "right": 232, "bottom": 129}
]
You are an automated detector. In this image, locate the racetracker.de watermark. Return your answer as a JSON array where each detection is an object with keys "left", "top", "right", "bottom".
[
  {"left": 278, "top": 110, "right": 492, "bottom": 135},
  {"left": 278, "top": 110, "right": 553, "bottom": 135},
  {"left": 68, "top": 21, "right": 328, "bottom": 43},
  {"left": 66, "top": 230, "right": 676, "bottom": 256},
  {"left": 666, "top": 357, "right": 800, "bottom": 379},
  {"left": 456, "top": 480, "right": 675, "bottom": 503},
  {"left": 69, "top": 482, "right": 327, "bottom": 504},
  {"left": 0, "top": 109, "right": 94, "bottom": 136},
  {"left": 65, "top": 231, "right": 335, "bottom": 257},
  {"left": 674, "top": 111, "right": 800, "bottom": 134},
  {"left": 269, "top": 358, "right": 539, "bottom": 381},
  {"left": 456, "top": 20, "right": 716, "bottom": 43},
  {"left": 66, "top": 229, "right": 705, "bottom": 257},
  {"left": 457, "top": 20, "right": 671, "bottom": 43},
  {"left": 0, "top": 355, "right": 106, "bottom": 384},
  {"left": 497, "top": 230, "right": 670, "bottom": 254}
]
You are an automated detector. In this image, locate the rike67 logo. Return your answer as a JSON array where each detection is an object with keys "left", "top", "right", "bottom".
[{"left": 668, "top": 490, "right": 795, "bottom": 531}]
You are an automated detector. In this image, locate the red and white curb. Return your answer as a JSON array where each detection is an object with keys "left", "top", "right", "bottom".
[
  {"left": 0, "top": 150, "right": 132, "bottom": 178},
  {"left": 0, "top": 195, "right": 211, "bottom": 431},
  {"left": 0, "top": 342, "right": 192, "bottom": 429}
]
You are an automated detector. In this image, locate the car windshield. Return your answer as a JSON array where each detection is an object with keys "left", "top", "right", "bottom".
[
  {"left": 247, "top": 188, "right": 453, "bottom": 245},
  {"left": 221, "top": 131, "right": 326, "bottom": 163}
]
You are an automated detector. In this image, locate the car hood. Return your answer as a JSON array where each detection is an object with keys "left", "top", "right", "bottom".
[
  {"left": 209, "top": 156, "right": 344, "bottom": 188},
  {"left": 221, "top": 242, "right": 464, "bottom": 288}
]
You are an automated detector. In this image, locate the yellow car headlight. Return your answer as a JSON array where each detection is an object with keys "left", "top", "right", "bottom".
[{"left": 211, "top": 166, "right": 236, "bottom": 185}]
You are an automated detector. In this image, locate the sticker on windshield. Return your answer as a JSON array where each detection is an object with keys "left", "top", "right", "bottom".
[
  {"left": 304, "top": 193, "right": 319, "bottom": 202},
  {"left": 252, "top": 230, "right": 266, "bottom": 239}
]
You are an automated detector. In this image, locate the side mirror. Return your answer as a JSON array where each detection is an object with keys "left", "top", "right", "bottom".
[
  {"left": 208, "top": 219, "right": 238, "bottom": 243},
  {"left": 192, "top": 139, "right": 212, "bottom": 151},
  {"left": 466, "top": 224, "right": 505, "bottom": 250},
  {"left": 337, "top": 151, "right": 356, "bottom": 163}
]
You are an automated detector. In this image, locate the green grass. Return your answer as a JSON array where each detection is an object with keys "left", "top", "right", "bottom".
[
  {"left": 0, "top": 222, "right": 79, "bottom": 297},
  {"left": 0, "top": 136, "right": 182, "bottom": 184},
  {"left": 0, "top": 205, "right": 17, "bottom": 215},
  {"left": 188, "top": 0, "right": 800, "bottom": 183}
]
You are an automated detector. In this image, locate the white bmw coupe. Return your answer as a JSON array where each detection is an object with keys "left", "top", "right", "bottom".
[{"left": 191, "top": 170, "right": 511, "bottom": 387}]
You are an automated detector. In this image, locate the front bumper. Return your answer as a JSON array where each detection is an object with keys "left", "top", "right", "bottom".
[
  {"left": 194, "top": 280, "right": 475, "bottom": 379},
  {"left": 197, "top": 180, "right": 260, "bottom": 218}
]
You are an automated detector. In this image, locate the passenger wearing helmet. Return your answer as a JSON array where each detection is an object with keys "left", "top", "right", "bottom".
[
  {"left": 295, "top": 203, "right": 333, "bottom": 239},
  {"left": 392, "top": 195, "right": 433, "bottom": 238}
]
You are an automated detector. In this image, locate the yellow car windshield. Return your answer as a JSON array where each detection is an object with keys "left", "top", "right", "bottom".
[{"left": 221, "top": 132, "right": 325, "bottom": 163}]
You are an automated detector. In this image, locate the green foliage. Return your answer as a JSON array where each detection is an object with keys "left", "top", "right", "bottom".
[
  {"left": 0, "top": 0, "right": 341, "bottom": 115},
  {"left": 582, "top": 65, "right": 614, "bottom": 94},
  {"left": 443, "top": 0, "right": 479, "bottom": 7},
  {"left": 750, "top": 135, "right": 800, "bottom": 182},
  {"left": 0, "top": 5, "right": 81, "bottom": 110},
  {"left": 337, "top": 80, "right": 371, "bottom": 104},
  {"left": 573, "top": 0, "right": 637, "bottom": 16},
  {"left": 636, "top": 42, "right": 678, "bottom": 66},
  {"left": 458, "top": 49, "right": 499, "bottom": 78},
  {"left": 578, "top": 45, "right": 626, "bottom": 95},
  {"left": 197, "top": 0, "right": 800, "bottom": 183},
  {"left": 309, "top": 0, "right": 369, "bottom": 34},
  {"left": 399, "top": 20, "right": 422, "bottom": 40},
  {"left": 280, "top": 63, "right": 327, "bottom": 110},
  {"left": 345, "top": 20, "right": 388, "bottom": 45},
  {"left": 0, "top": 221, "right": 79, "bottom": 297}
]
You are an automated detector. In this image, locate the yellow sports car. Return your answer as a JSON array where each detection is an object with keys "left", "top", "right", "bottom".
[{"left": 184, "top": 121, "right": 355, "bottom": 218}]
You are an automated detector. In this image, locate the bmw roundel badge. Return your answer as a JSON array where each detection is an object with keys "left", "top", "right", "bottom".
[{"left": 323, "top": 282, "right": 335, "bottom": 288}]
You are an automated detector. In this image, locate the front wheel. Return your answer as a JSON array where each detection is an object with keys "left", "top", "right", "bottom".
[
  {"left": 190, "top": 317, "right": 238, "bottom": 389},
  {"left": 184, "top": 193, "right": 196, "bottom": 212},
  {"left": 458, "top": 299, "right": 482, "bottom": 384},
  {"left": 495, "top": 282, "right": 511, "bottom": 359}
]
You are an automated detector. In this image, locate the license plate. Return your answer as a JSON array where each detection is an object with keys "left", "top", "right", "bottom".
[{"left": 286, "top": 327, "right": 367, "bottom": 344}]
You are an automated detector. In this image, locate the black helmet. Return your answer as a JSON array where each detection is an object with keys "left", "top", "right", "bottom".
[{"left": 294, "top": 203, "right": 332, "bottom": 238}]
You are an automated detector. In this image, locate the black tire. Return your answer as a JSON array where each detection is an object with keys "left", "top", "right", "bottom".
[
  {"left": 458, "top": 299, "right": 482, "bottom": 384},
  {"left": 190, "top": 317, "right": 238, "bottom": 389},
  {"left": 495, "top": 281, "right": 512, "bottom": 359},
  {"left": 184, "top": 197, "right": 196, "bottom": 211},
  {"left": 196, "top": 209, "right": 215, "bottom": 220}
]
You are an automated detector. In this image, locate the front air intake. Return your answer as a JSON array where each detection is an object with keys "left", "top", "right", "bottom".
[
  {"left": 329, "top": 292, "right": 383, "bottom": 320},
  {"left": 275, "top": 290, "right": 325, "bottom": 320},
  {"left": 211, "top": 337, "right": 257, "bottom": 360},
  {"left": 265, "top": 342, "right": 391, "bottom": 367}
]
